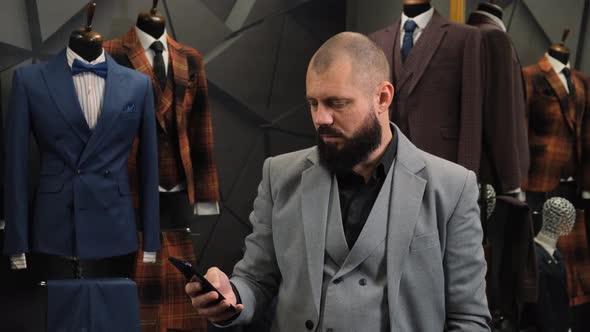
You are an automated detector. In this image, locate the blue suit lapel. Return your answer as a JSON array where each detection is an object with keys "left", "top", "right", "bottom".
[
  {"left": 78, "top": 53, "right": 127, "bottom": 167},
  {"left": 42, "top": 49, "right": 91, "bottom": 144}
]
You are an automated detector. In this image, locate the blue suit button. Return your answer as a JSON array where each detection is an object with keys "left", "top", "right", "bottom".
[
  {"left": 76, "top": 169, "right": 81, "bottom": 175},
  {"left": 104, "top": 170, "right": 110, "bottom": 176}
]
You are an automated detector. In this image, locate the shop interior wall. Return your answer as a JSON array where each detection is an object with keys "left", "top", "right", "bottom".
[
  {"left": 347, "top": 0, "right": 590, "bottom": 71},
  {"left": 0, "top": 0, "right": 345, "bottom": 274}
]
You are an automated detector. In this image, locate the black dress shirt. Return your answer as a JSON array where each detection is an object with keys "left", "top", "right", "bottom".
[{"left": 336, "top": 129, "right": 398, "bottom": 248}]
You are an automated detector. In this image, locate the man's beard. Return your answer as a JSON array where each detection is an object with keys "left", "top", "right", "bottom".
[{"left": 317, "top": 110, "right": 382, "bottom": 174}]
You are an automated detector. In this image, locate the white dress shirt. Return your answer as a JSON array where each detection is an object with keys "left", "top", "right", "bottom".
[
  {"left": 66, "top": 47, "right": 106, "bottom": 129},
  {"left": 400, "top": 7, "right": 435, "bottom": 47},
  {"left": 546, "top": 53, "right": 572, "bottom": 94},
  {"left": 135, "top": 26, "right": 169, "bottom": 76}
]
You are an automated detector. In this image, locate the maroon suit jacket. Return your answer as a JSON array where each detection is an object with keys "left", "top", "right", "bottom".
[
  {"left": 467, "top": 12, "right": 529, "bottom": 193},
  {"left": 369, "top": 10, "right": 483, "bottom": 174},
  {"left": 523, "top": 56, "right": 588, "bottom": 193}
]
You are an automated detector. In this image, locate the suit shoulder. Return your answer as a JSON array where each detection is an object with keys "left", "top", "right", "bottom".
[
  {"left": 268, "top": 147, "right": 316, "bottom": 172},
  {"left": 368, "top": 21, "right": 399, "bottom": 41},
  {"left": 103, "top": 38, "right": 124, "bottom": 53},
  {"left": 14, "top": 63, "right": 45, "bottom": 84},
  {"left": 417, "top": 150, "right": 473, "bottom": 198}
]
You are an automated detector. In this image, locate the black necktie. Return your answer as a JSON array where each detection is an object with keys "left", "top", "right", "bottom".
[
  {"left": 150, "top": 41, "right": 166, "bottom": 89},
  {"left": 562, "top": 67, "right": 575, "bottom": 96}
]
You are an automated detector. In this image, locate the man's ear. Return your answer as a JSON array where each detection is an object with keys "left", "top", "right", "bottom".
[{"left": 376, "top": 81, "right": 394, "bottom": 115}]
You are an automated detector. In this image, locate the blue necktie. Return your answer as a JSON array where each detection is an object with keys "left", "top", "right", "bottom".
[
  {"left": 401, "top": 20, "right": 418, "bottom": 63},
  {"left": 71, "top": 59, "right": 108, "bottom": 78}
]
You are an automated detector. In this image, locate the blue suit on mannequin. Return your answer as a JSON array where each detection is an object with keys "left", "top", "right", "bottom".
[{"left": 4, "top": 49, "right": 160, "bottom": 259}]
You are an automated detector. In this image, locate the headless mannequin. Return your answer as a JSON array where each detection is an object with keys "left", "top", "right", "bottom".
[
  {"left": 136, "top": 0, "right": 166, "bottom": 39},
  {"left": 68, "top": 2, "right": 103, "bottom": 62},
  {"left": 402, "top": 0, "right": 432, "bottom": 17},
  {"left": 476, "top": 2, "right": 503, "bottom": 20}
]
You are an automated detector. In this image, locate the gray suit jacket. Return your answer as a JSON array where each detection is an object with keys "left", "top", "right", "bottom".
[{"left": 230, "top": 127, "right": 491, "bottom": 331}]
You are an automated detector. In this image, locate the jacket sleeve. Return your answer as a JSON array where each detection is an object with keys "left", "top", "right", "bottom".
[
  {"left": 444, "top": 171, "right": 491, "bottom": 331},
  {"left": 458, "top": 28, "right": 483, "bottom": 176},
  {"left": 4, "top": 69, "right": 31, "bottom": 255},
  {"left": 138, "top": 76, "right": 160, "bottom": 252},
  {"left": 229, "top": 157, "right": 281, "bottom": 326}
]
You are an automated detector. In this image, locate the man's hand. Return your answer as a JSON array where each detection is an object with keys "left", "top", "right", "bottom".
[{"left": 185, "top": 267, "right": 244, "bottom": 322}]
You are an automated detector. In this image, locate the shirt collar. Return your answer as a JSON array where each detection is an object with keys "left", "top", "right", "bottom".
[
  {"left": 473, "top": 10, "right": 506, "bottom": 32},
  {"left": 66, "top": 47, "right": 106, "bottom": 68},
  {"left": 135, "top": 26, "right": 168, "bottom": 52},
  {"left": 401, "top": 7, "right": 434, "bottom": 33},
  {"left": 546, "top": 52, "right": 570, "bottom": 74}
]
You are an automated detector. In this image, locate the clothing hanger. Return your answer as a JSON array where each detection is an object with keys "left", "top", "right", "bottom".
[
  {"left": 68, "top": 1, "right": 103, "bottom": 62},
  {"left": 402, "top": 0, "right": 432, "bottom": 18},
  {"left": 548, "top": 29, "right": 571, "bottom": 65},
  {"left": 136, "top": 0, "right": 166, "bottom": 39}
]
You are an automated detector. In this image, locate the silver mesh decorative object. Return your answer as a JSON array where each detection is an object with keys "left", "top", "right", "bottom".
[
  {"left": 542, "top": 197, "right": 576, "bottom": 237},
  {"left": 484, "top": 184, "right": 496, "bottom": 219}
]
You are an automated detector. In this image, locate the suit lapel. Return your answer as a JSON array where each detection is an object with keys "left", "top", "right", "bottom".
[
  {"left": 42, "top": 50, "right": 91, "bottom": 144},
  {"left": 386, "top": 131, "right": 427, "bottom": 328},
  {"left": 539, "top": 56, "right": 575, "bottom": 132},
  {"left": 325, "top": 178, "right": 350, "bottom": 266},
  {"left": 167, "top": 37, "right": 194, "bottom": 193},
  {"left": 397, "top": 11, "right": 447, "bottom": 96},
  {"left": 122, "top": 28, "right": 167, "bottom": 131},
  {"left": 333, "top": 165, "right": 393, "bottom": 279},
  {"left": 78, "top": 54, "right": 126, "bottom": 166},
  {"left": 301, "top": 150, "right": 330, "bottom": 315}
]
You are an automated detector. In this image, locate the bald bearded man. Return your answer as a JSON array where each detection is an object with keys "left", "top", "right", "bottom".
[{"left": 185, "top": 32, "right": 491, "bottom": 332}]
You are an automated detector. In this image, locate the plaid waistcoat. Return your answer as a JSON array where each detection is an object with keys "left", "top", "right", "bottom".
[
  {"left": 104, "top": 28, "right": 220, "bottom": 205},
  {"left": 523, "top": 56, "right": 589, "bottom": 193}
]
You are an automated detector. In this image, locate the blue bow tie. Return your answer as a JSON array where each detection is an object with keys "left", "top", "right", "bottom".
[{"left": 71, "top": 59, "right": 108, "bottom": 78}]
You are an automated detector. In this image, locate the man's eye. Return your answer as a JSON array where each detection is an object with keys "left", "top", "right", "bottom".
[{"left": 332, "top": 102, "right": 347, "bottom": 109}]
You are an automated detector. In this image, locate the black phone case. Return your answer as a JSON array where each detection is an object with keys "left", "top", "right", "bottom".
[{"left": 167, "top": 256, "right": 236, "bottom": 311}]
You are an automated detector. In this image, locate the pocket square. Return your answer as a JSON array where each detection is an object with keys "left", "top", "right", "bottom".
[{"left": 123, "top": 104, "right": 136, "bottom": 113}]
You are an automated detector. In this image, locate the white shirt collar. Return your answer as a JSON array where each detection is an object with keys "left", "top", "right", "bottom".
[
  {"left": 66, "top": 47, "right": 106, "bottom": 68},
  {"left": 473, "top": 10, "right": 506, "bottom": 32},
  {"left": 545, "top": 52, "right": 570, "bottom": 74},
  {"left": 135, "top": 26, "right": 168, "bottom": 52},
  {"left": 401, "top": 7, "right": 434, "bottom": 32}
]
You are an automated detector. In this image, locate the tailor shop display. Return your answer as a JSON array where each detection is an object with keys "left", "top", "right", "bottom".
[
  {"left": 370, "top": 0, "right": 484, "bottom": 175},
  {"left": 103, "top": 0, "right": 219, "bottom": 330}
]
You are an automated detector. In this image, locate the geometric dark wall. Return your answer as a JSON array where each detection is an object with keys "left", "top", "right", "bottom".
[{"left": 0, "top": 0, "right": 345, "bottom": 274}]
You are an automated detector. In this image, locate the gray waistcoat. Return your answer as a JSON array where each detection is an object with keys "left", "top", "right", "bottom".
[{"left": 317, "top": 169, "right": 393, "bottom": 332}]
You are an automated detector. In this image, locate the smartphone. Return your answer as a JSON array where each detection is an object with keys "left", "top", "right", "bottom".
[{"left": 168, "top": 256, "right": 236, "bottom": 311}]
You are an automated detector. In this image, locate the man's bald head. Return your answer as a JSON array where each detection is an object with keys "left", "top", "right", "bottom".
[{"left": 309, "top": 32, "right": 390, "bottom": 91}]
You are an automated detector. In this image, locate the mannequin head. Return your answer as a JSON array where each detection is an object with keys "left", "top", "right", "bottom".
[
  {"left": 548, "top": 29, "right": 571, "bottom": 65},
  {"left": 477, "top": 2, "right": 503, "bottom": 20},
  {"left": 402, "top": 0, "right": 432, "bottom": 17},
  {"left": 68, "top": 1, "right": 103, "bottom": 62},
  {"left": 136, "top": 0, "right": 166, "bottom": 39},
  {"left": 540, "top": 197, "right": 576, "bottom": 239},
  {"left": 402, "top": 0, "right": 431, "bottom": 4}
]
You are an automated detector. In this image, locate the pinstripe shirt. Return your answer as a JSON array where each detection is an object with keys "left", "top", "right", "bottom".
[{"left": 66, "top": 47, "right": 106, "bottom": 129}]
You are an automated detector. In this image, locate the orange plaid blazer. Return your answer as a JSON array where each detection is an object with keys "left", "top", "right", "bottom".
[
  {"left": 104, "top": 28, "right": 219, "bottom": 205},
  {"left": 522, "top": 56, "right": 589, "bottom": 193}
]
